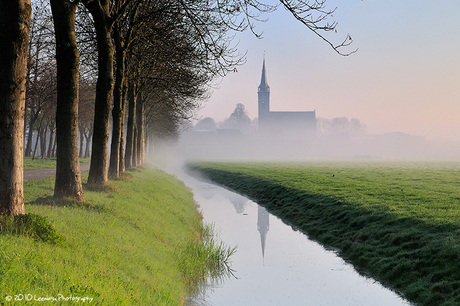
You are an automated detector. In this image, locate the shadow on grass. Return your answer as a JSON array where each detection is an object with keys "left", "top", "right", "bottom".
[
  {"left": 109, "top": 171, "right": 133, "bottom": 182},
  {"left": 0, "top": 213, "right": 65, "bottom": 244},
  {"left": 126, "top": 166, "right": 144, "bottom": 173},
  {"left": 82, "top": 182, "right": 117, "bottom": 193},
  {"left": 31, "top": 196, "right": 106, "bottom": 212},
  {"left": 83, "top": 171, "right": 133, "bottom": 192}
]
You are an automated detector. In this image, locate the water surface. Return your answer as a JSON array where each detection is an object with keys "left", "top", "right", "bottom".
[{"left": 177, "top": 170, "right": 412, "bottom": 306}]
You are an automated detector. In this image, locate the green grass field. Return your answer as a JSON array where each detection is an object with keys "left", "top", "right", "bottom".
[
  {"left": 23, "top": 157, "right": 91, "bottom": 171},
  {"left": 1, "top": 167, "right": 231, "bottom": 305},
  {"left": 188, "top": 160, "right": 460, "bottom": 306}
]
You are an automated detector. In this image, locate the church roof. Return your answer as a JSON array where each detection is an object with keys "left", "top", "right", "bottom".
[
  {"left": 269, "top": 110, "right": 316, "bottom": 120},
  {"left": 266, "top": 112, "right": 317, "bottom": 132}
]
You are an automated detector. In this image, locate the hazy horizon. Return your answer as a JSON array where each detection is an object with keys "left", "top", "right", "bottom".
[{"left": 196, "top": 0, "right": 460, "bottom": 142}]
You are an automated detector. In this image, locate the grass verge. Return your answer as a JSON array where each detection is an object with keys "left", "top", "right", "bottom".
[
  {"left": 1, "top": 167, "right": 231, "bottom": 305},
  {"left": 188, "top": 161, "right": 460, "bottom": 306}
]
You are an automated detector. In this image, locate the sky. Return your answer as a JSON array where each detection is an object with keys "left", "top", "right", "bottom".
[{"left": 196, "top": 0, "right": 460, "bottom": 142}]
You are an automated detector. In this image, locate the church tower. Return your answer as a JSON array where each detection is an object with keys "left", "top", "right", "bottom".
[{"left": 258, "top": 57, "right": 270, "bottom": 124}]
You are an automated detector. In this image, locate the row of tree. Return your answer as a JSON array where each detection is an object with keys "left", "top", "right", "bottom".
[
  {"left": 24, "top": 3, "right": 96, "bottom": 160},
  {"left": 317, "top": 117, "right": 366, "bottom": 136},
  {"left": 194, "top": 103, "right": 257, "bottom": 135},
  {"left": 0, "top": 0, "right": 354, "bottom": 216}
]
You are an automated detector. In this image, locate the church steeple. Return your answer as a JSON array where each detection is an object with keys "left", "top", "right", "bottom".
[
  {"left": 258, "top": 56, "right": 270, "bottom": 92},
  {"left": 257, "top": 205, "right": 270, "bottom": 261},
  {"left": 258, "top": 55, "right": 270, "bottom": 122}
]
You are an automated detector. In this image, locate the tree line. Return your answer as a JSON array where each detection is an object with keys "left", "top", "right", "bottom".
[
  {"left": 195, "top": 104, "right": 367, "bottom": 137},
  {"left": 194, "top": 103, "right": 257, "bottom": 136},
  {"left": 0, "top": 0, "right": 354, "bottom": 216}
]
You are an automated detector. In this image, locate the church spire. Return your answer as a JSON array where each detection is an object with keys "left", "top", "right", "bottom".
[
  {"left": 257, "top": 205, "right": 270, "bottom": 261},
  {"left": 258, "top": 54, "right": 270, "bottom": 122},
  {"left": 258, "top": 55, "right": 270, "bottom": 92}
]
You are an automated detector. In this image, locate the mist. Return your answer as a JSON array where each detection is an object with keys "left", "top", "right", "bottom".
[{"left": 151, "top": 120, "right": 460, "bottom": 165}]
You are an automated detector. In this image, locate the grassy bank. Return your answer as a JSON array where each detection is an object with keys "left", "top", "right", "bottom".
[
  {"left": 1, "top": 167, "right": 222, "bottom": 305},
  {"left": 23, "top": 157, "right": 91, "bottom": 171},
  {"left": 188, "top": 161, "right": 460, "bottom": 306}
]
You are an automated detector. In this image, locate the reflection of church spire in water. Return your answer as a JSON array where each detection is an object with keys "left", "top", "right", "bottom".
[{"left": 257, "top": 205, "right": 270, "bottom": 260}]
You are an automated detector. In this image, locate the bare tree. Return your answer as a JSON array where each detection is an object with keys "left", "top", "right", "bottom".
[
  {"left": 25, "top": 61, "right": 57, "bottom": 158},
  {"left": 179, "top": 0, "right": 355, "bottom": 57},
  {"left": 194, "top": 117, "right": 217, "bottom": 131},
  {"left": 78, "top": 79, "right": 95, "bottom": 158},
  {"left": 25, "top": 3, "right": 55, "bottom": 157},
  {"left": 109, "top": 0, "right": 141, "bottom": 177},
  {"left": 0, "top": 0, "right": 31, "bottom": 215},
  {"left": 83, "top": 0, "right": 353, "bottom": 183},
  {"left": 82, "top": 0, "right": 134, "bottom": 185},
  {"left": 30, "top": 88, "right": 56, "bottom": 160},
  {"left": 219, "top": 103, "right": 252, "bottom": 133},
  {"left": 279, "top": 0, "right": 355, "bottom": 56},
  {"left": 135, "top": 93, "right": 145, "bottom": 166},
  {"left": 124, "top": 1, "right": 215, "bottom": 166},
  {"left": 125, "top": 80, "right": 137, "bottom": 169},
  {"left": 317, "top": 117, "right": 366, "bottom": 136}
]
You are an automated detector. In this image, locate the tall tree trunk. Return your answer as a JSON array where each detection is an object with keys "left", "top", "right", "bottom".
[
  {"left": 31, "top": 131, "right": 37, "bottom": 160},
  {"left": 85, "top": 1, "right": 114, "bottom": 185},
  {"left": 50, "top": 0, "right": 84, "bottom": 200},
  {"left": 118, "top": 89, "right": 126, "bottom": 174},
  {"left": 23, "top": 104, "right": 28, "bottom": 154},
  {"left": 135, "top": 95, "right": 144, "bottom": 166},
  {"left": 40, "top": 127, "right": 47, "bottom": 159},
  {"left": 51, "top": 135, "right": 56, "bottom": 157},
  {"left": 143, "top": 124, "right": 147, "bottom": 163},
  {"left": 84, "top": 128, "right": 92, "bottom": 158},
  {"left": 25, "top": 125, "right": 32, "bottom": 156},
  {"left": 0, "top": 0, "right": 31, "bottom": 216},
  {"left": 25, "top": 112, "right": 38, "bottom": 157},
  {"left": 32, "top": 118, "right": 43, "bottom": 161},
  {"left": 148, "top": 133, "right": 154, "bottom": 158},
  {"left": 108, "top": 26, "right": 125, "bottom": 178},
  {"left": 79, "top": 128, "right": 84, "bottom": 158},
  {"left": 133, "top": 128, "right": 138, "bottom": 167},
  {"left": 47, "top": 126, "right": 54, "bottom": 158},
  {"left": 125, "top": 81, "right": 136, "bottom": 169}
]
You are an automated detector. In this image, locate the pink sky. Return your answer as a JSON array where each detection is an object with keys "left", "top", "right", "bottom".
[{"left": 196, "top": 0, "right": 460, "bottom": 141}]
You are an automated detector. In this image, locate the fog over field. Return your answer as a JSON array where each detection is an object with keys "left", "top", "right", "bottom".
[
  {"left": 150, "top": 1, "right": 460, "bottom": 163},
  {"left": 192, "top": 1, "right": 460, "bottom": 146},
  {"left": 150, "top": 106, "right": 460, "bottom": 163},
  {"left": 151, "top": 127, "right": 460, "bottom": 164}
]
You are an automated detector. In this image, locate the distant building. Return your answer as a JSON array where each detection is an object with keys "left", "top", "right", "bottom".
[{"left": 258, "top": 57, "right": 317, "bottom": 139}]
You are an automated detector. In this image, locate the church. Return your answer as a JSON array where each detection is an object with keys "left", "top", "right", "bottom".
[{"left": 258, "top": 58, "right": 317, "bottom": 139}]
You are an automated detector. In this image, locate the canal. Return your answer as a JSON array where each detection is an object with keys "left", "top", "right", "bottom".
[{"left": 175, "top": 169, "right": 412, "bottom": 306}]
